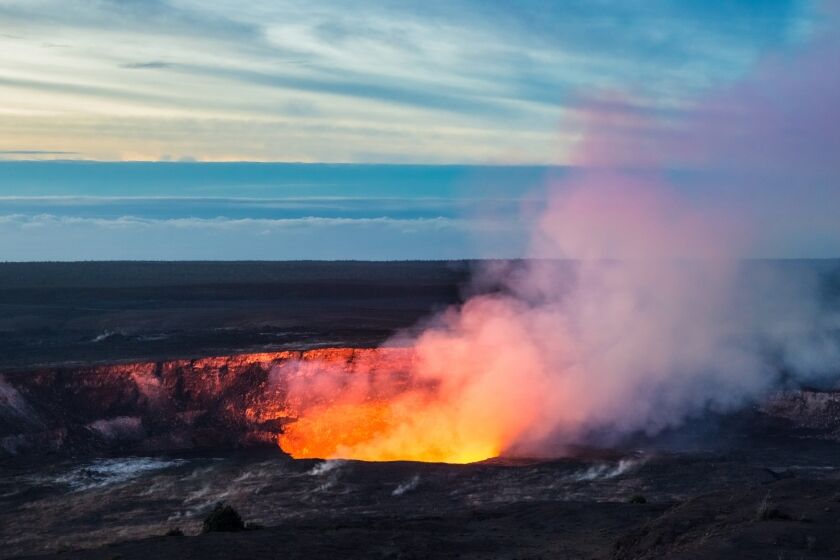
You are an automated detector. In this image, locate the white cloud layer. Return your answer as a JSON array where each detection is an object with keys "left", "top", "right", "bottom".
[{"left": 0, "top": 213, "right": 525, "bottom": 260}]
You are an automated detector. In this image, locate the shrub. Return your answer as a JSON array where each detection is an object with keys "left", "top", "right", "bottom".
[
  {"left": 202, "top": 503, "right": 245, "bottom": 533},
  {"left": 759, "top": 508, "right": 791, "bottom": 521},
  {"left": 756, "top": 492, "right": 791, "bottom": 521},
  {"left": 628, "top": 495, "right": 647, "bottom": 504}
]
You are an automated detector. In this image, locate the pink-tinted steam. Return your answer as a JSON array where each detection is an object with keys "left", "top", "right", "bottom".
[
  {"left": 395, "top": 17, "right": 840, "bottom": 453},
  {"left": 282, "top": 6, "right": 840, "bottom": 460},
  {"left": 405, "top": 165, "right": 754, "bottom": 455}
]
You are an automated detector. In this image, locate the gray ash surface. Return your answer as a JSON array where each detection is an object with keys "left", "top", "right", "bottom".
[{"left": 3, "top": 437, "right": 840, "bottom": 560}]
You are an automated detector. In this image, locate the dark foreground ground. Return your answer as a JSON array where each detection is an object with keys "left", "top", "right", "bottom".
[
  {"left": 3, "top": 434, "right": 840, "bottom": 560},
  {"left": 2, "top": 261, "right": 840, "bottom": 559}
]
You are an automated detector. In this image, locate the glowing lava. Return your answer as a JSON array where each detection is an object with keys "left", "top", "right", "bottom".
[
  {"left": 279, "top": 397, "right": 500, "bottom": 464},
  {"left": 274, "top": 301, "right": 553, "bottom": 465},
  {"left": 275, "top": 349, "right": 505, "bottom": 464}
]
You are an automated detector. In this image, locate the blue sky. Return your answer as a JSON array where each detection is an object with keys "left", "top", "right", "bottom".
[
  {"left": 0, "top": 1, "right": 837, "bottom": 259},
  {"left": 0, "top": 0, "right": 819, "bottom": 162}
]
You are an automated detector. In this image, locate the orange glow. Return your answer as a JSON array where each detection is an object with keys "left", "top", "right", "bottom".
[
  {"left": 276, "top": 348, "right": 506, "bottom": 463},
  {"left": 274, "top": 311, "right": 554, "bottom": 465},
  {"left": 279, "top": 395, "right": 503, "bottom": 464},
  {"left": 280, "top": 401, "right": 393, "bottom": 459}
]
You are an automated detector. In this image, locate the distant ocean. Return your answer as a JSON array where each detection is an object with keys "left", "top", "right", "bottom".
[
  {"left": 0, "top": 162, "right": 553, "bottom": 260},
  {"left": 0, "top": 162, "right": 836, "bottom": 260}
]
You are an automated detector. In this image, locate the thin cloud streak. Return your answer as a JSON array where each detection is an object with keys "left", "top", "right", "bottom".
[{"left": 0, "top": 213, "right": 525, "bottom": 260}]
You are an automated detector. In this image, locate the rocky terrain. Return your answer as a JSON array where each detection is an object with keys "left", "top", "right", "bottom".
[
  {"left": 2, "top": 261, "right": 840, "bottom": 559},
  {"left": 0, "top": 348, "right": 415, "bottom": 458},
  {"left": 2, "top": 436, "right": 840, "bottom": 559},
  {"left": 3, "top": 345, "right": 840, "bottom": 460},
  {"left": 0, "top": 346, "right": 839, "bottom": 559},
  {"left": 4, "top": 346, "right": 839, "bottom": 461}
]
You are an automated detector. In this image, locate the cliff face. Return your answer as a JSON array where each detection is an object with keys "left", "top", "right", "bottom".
[
  {"left": 4, "top": 347, "right": 839, "bottom": 459},
  {"left": 0, "top": 348, "right": 414, "bottom": 458},
  {"left": 761, "top": 389, "right": 840, "bottom": 436}
]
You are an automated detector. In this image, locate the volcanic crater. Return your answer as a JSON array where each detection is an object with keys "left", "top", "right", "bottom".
[{"left": 2, "top": 261, "right": 840, "bottom": 560}]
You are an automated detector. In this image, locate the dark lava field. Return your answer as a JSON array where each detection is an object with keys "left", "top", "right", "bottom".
[
  {"left": 0, "top": 261, "right": 472, "bottom": 372},
  {"left": 2, "top": 261, "right": 840, "bottom": 560}
]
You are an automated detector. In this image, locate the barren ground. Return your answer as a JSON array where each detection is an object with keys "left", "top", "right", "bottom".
[{"left": 2, "top": 261, "right": 839, "bottom": 559}]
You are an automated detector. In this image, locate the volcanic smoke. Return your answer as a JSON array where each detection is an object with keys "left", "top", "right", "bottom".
[
  {"left": 278, "top": 173, "right": 741, "bottom": 463},
  {"left": 278, "top": 17, "right": 840, "bottom": 462},
  {"left": 278, "top": 166, "right": 836, "bottom": 463}
]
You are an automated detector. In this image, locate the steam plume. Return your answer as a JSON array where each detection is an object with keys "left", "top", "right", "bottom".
[{"left": 279, "top": 12, "right": 840, "bottom": 462}]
